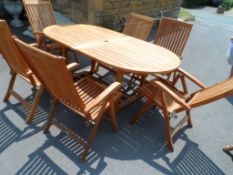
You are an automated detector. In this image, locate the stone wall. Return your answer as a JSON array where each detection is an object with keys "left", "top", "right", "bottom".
[
  {"left": 51, "top": 0, "right": 181, "bottom": 30},
  {"left": 51, "top": 0, "right": 88, "bottom": 23}
]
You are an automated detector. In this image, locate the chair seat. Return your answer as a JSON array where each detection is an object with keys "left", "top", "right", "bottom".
[
  {"left": 141, "top": 81, "right": 189, "bottom": 113},
  {"left": 75, "top": 76, "right": 109, "bottom": 120}
]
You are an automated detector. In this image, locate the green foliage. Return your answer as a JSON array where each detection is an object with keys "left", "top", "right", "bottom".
[
  {"left": 179, "top": 8, "right": 195, "bottom": 21},
  {"left": 222, "top": 0, "right": 233, "bottom": 10},
  {"left": 181, "top": 0, "right": 208, "bottom": 8}
]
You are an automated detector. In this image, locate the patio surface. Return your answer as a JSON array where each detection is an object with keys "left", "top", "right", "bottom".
[{"left": 0, "top": 7, "right": 233, "bottom": 175}]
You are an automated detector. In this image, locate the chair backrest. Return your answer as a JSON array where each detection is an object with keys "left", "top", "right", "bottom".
[
  {"left": 153, "top": 17, "right": 193, "bottom": 57},
  {"left": 23, "top": 0, "right": 56, "bottom": 34},
  {"left": 123, "top": 13, "right": 156, "bottom": 40},
  {"left": 0, "top": 20, "right": 30, "bottom": 76},
  {"left": 189, "top": 78, "right": 233, "bottom": 108},
  {"left": 14, "top": 37, "right": 85, "bottom": 111}
]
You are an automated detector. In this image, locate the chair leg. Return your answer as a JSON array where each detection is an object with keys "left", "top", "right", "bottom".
[
  {"left": 26, "top": 85, "right": 44, "bottom": 124},
  {"left": 43, "top": 99, "right": 58, "bottom": 133},
  {"left": 163, "top": 110, "right": 174, "bottom": 151},
  {"left": 90, "top": 60, "right": 98, "bottom": 74},
  {"left": 72, "top": 51, "right": 80, "bottom": 63},
  {"left": 172, "top": 72, "right": 180, "bottom": 85},
  {"left": 109, "top": 99, "right": 119, "bottom": 131},
  {"left": 81, "top": 115, "right": 102, "bottom": 162},
  {"left": 160, "top": 92, "right": 174, "bottom": 151},
  {"left": 181, "top": 75, "right": 188, "bottom": 93},
  {"left": 166, "top": 73, "right": 172, "bottom": 81},
  {"left": 139, "top": 75, "right": 146, "bottom": 86},
  {"left": 36, "top": 35, "right": 43, "bottom": 49},
  {"left": 186, "top": 110, "right": 192, "bottom": 128},
  {"left": 4, "top": 72, "right": 16, "bottom": 102},
  {"left": 37, "top": 35, "right": 48, "bottom": 51},
  {"left": 61, "top": 46, "right": 80, "bottom": 64},
  {"left": 130, "top": 99, "right": 154, "bottom": 124},
  {"left": 61, "top": 46, "right": 68, "bottom": 59},
  {"left": 125, "top": 74, "right": 137, "bottom": 91}
]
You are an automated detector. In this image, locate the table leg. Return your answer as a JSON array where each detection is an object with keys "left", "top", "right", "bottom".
[
  {"left": 90, "top": 60, "right": 97, "bottom": 73},
  {"left": 115, "top": 71, "right": 142, "bottom": 110},
  {"left": 116, "top": 71, "right": 124, "bottom": 82}
]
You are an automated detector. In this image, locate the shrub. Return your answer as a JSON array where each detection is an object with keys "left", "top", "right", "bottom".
[
  {"left": 182, "top": 0, "right": 208, "bottom": 8},
  {"left": 222, "top": 0, "right": 233, "bottom": 10}
]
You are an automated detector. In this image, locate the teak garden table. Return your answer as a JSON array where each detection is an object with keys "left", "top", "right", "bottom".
[
  {"left": 44, "top": 24, "right": 181, "bottom": 107},
  {"left": 44, "top": 24, "right": 180, "bottom": 80}
]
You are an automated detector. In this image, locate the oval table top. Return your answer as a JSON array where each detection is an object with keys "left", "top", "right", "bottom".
[
  {"left": 44, "top": 24, "right": 180, "bottom": 75},
  {"left": 44, "top": 24, "right": 125, "bottom": 48}
]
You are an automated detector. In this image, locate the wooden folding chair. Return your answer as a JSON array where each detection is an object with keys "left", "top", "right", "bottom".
[
  {"left": 121, "top": 13, "right": 157, "bottom": 88},
  {"left": 123, "top": 13, "right": 156, "bottom": 40},
  {"left": 23, "top": 0, "right": 56, "bottom": 46},
  {"left": 14, "top": 37, "right": 121, "bottom": 161},
  {"left": 0, "top": 20, "right": 43, "bottom": 123},
  {"left": 94, "top": 13, "right": 156, "bottom": 89},
  {"left": 153, "top": 17, "right": 193, "bottom": 83},
  {"left": 124, "top": 17, "right": 193, "bottom": 93},
  {"left": 154, "top": 17, "right": 193, "bottom": 59},
  {"left": 131, "top": 74, "right": 233, "bottom": 151},
  {"left": 23, "top": 0, "right": 78, "bottom": 61}
]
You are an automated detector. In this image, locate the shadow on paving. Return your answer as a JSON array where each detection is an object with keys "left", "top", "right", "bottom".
[
  {"left": 1, "top": 94, "right": 225, "bottom": 174},
  {"left": 223, "top": 149, "right": 233, "bottom": 162},
  {"left": 0, "top": 90, "right": 51, "bottom": 154},
  {"left": 225, "top": 96, "right": 233, "bottom": 105}
]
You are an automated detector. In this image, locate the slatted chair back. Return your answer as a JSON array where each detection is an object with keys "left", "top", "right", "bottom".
[
  {"left": 189, "top": 78, "right": 233, "bottom": 108},
  {"left": 153, "top": 17, "right": 193, "bottom": 58},
  {"left": 14, "top": 38, "right": 85, "bottom": 111},
  {"left": 23, "top": 0, "right": 56, "bottom": 40},
  {"left": 0, "top": 20, "right": 30, "bottom": 76},
  {"left": 123, "top": 13, "right": 156, "bottom": 40}
]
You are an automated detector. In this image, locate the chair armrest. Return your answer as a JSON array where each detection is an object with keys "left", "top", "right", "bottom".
[
  {"left": 66, "top": 62, "right": 79, "bottom": 72},
  {"left": 34, "top": 32, "right": 44, "bottom": 36},
  {"left": 152, "top": 80, "right": 191, "bottom": 110},
  {"left": 29, "top": 43, "right": 39, "bottom": 48},
  {"left": 177, "top": 68, "right": 206, "bottom": 89},
  {"left": 84, "top": 82, "right": 121, "bottom": 113}
]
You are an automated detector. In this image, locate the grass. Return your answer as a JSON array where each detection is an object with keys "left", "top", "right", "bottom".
[{"left": 179, "top": 8, "right": 195, "bottom": 21}]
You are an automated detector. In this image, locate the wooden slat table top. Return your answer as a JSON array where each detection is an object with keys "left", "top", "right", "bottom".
[
  {"left": 44, "top": 24, "right": 125, "bottom": 49},
  {"left": 79, "top": 36, "right": 180, "bottom": 74},
  {"left": 44, "top": 24, "right": 180, "bottom": 74}
]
